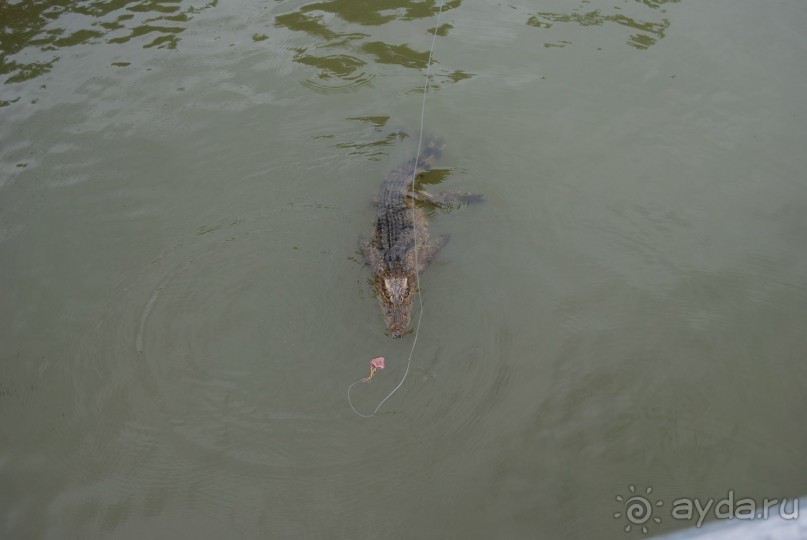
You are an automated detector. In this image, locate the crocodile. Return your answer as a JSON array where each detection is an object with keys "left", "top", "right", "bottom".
[{"left": 361, "top": 141, "right": 480, "bottom": 338}]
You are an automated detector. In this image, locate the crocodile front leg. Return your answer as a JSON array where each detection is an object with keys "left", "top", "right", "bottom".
[{"left": 410, "top": 190, "right": 483, "bottom": 209}]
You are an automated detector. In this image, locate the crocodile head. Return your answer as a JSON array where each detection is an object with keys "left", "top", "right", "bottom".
[{"left": 378, "top": 274, "right": 416, "bottom": 338}]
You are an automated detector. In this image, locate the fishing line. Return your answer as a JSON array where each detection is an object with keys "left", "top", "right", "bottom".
[{"left": 348, "top": 0, "right": 446, "bottom": 418}]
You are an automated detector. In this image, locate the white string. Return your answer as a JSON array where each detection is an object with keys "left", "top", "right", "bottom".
[{"left": 348, "top": 0, "right": 446, "bottom": 418}]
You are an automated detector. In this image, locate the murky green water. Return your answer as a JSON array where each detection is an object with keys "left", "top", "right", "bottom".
[{"left": 2, "top": 0, "right": 806, "bottom": 538}]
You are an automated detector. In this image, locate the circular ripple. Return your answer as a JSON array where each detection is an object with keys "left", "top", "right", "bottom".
[
  {"left": 68, "top": 203, "right": 507, "bottom": 529},
  {"left": 301, "top": 72, "right": 375, "bottom": 94},
  {"left": 298, "top": 53, "right": 375, "bottom": 93},
  {"left": 73, "top": 218, "right": 373, "bottom": 475}
]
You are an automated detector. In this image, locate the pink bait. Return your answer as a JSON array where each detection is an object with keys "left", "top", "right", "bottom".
[
  {"left": 362, "top": 356, "right": 385, "bottom": 382},
  {"left": 370, "top": 357, "right": 385, "bottom": 370}
]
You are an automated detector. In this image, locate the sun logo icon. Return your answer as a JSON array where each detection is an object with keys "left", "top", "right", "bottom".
[{"left": 614, "top": 484, "right": 664, "bottom": 534}]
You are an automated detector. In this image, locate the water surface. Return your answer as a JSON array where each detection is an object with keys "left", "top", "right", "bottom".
[{"left": 1, "top": 0, "right": 806, "bottom": 538}]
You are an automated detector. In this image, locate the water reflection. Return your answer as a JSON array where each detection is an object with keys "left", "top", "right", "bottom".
[
  {"left": 528, "top": 0, "right": 679, "bottom": 50},
  {"left": 360, "top": 42, "right": 430, "bottom": 69},
  {"left": 331, "top": 116, "right": 409, "bottom": 160},
  {"left": 274, "top": 0, "right": 465, "bottom": 93},
  {"left": 0, "top": 0, "right": 216, "bottom": 88},
  {"left": 296, "top": 0, "right": 461, "bottom": 26},
  {"left": 0, "top": 0, "right": 682, "bottom": 105},
  {"left": 274, "top": 10, "right": 365, "bottom": 41}
]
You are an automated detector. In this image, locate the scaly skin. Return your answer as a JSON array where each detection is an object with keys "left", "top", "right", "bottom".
[{"left": 361, "top": 141, "right": 478, "bottom": 337}]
